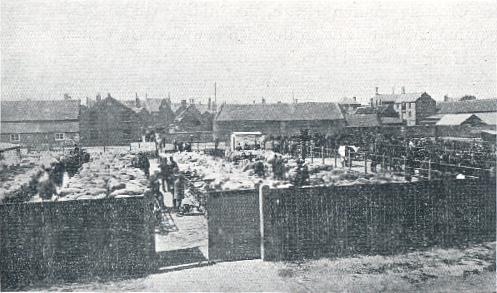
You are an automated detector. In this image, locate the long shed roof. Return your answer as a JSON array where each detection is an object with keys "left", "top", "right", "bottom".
[{"left": 216, "top": 102, "right": 344, "bottom": 122}]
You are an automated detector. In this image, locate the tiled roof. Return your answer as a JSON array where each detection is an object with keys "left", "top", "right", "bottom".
[
  {"left": 374, "top": 92, "right": 426, "bottom": 103},
  {"left": 174, "top": 105, "right": 203, "bottom": 123},
  {"left": 345, "top": 114, "right": 380, "bottom": 127},
  {"left": 437, "top": 99, "right": 497, "bottom": 114},
  {"left": 380, "top": 117, "right": 404, "bottom": 125},
  {"left": 475, "top": 112, "right": 497, "bottom": 125},
  {"left": 215, "top": 102, "right": 344, "bottom": 122},
  {"left": 1, "top": 121, "right": 80, "bottom": 133},
  {"left": 435, "top": 114, "right": 481, "bottom": 126},
  {"left": 1, "top": 100, "right": 80, "bottom": 121}
]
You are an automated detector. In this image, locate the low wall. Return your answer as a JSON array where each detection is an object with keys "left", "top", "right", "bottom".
[
  {"left": 207, "top": 189, "right": 261, "bottom": 262},
  {"left": 0, "top": 196, "right": 156, "bottom": 290},
  {"left": 261, "top": 178, "right": 496, "bottom": 261}
]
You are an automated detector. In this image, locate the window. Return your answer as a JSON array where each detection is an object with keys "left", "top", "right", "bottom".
[
  {"left": 408, "top": 111, "right": 412, "bottom": 118},
  {"left": 10, "top": 134, "right": 20, "bottom": 142},
  {"left": 55, "top": 133, "right": 65, "bottom": 141}
]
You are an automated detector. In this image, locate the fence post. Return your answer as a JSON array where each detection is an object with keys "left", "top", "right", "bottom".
[
  {"left": 311, "top": 147, "right": 313, "bottom": 163},
  {"left": 428, "top": 159, "right": 432, "bottom": 180},
  {"left": 348, "top": 151, "right": 352, "bottom": 170},
  {"left": 321, "top": 146, "right": 325, "bottom": 165},
  {"left": 364, "top": 152, "right": 368, "bottom": 174},
  {"left": 382, "top": 154, "right": 385, "bottom": 173},
  {"left": 259, "top": 184, "right": 270, "bottom": 261},
  {"left": 334, "top": 149, "right": 337, "bottom": 167},
  {"left": 404, "top": 157, "right": 407, "bottom": 176}
]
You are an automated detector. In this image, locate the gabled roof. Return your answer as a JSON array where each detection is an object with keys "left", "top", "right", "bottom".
[
  {"left": 374, "top": 92, "right": 428, "bottom": 103},
  {"left": 436, "top": 113, "right": 484, "bottom": 126},
  {"left": 475, "top": 112, "right": 497, "bottom": 125},
  {"left": 1, "top": 100, "right": 80, "bottom": 121},
  {"left": 437, "top": 99, "right": 497, "bottom": 114},
  {"left": 345, "top": 114, "right": 380, "bottom": 127},
  {"left": 121, "top": 100, "right": 147, "bottom": 114},
  {"left": 174, "top": 105, "right": 203, "bottom": 123},
  {"left": 216, "top": 102, "right": 344, "bottom": 122}
]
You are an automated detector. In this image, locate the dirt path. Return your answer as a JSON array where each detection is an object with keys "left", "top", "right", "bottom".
[{"left": 44, "top": 242, "right": 495, "bottom": 292}]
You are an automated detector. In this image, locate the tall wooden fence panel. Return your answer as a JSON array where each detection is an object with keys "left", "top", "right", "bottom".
[
  {"left": 0, "top": 196, "right": 155, "bottom": 290},
  {"left": 207, "top": 189, "right": 261, "bottom": 262},
  {"left": 262, "top": 178, "right": 495, "bottom": 261}
]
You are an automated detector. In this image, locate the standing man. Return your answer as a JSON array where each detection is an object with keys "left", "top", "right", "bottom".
[
  {"left": 173, "top": 172, "right": 185, "bottom": 210},
  {"left": 159, "top": 157, "right": 170, "bottom": 192}
]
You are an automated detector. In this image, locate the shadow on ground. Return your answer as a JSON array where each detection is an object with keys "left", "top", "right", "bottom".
[{"left": 156, "top": 246, "right": 208, "bottom": 269}]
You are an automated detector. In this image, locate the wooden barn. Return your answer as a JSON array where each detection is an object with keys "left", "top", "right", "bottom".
[
  {"left": 213, "top": 102, "right": 346, "bottom": 141},
  {"left": 80, "top": 94, "right": 142, "bottom": 146}
]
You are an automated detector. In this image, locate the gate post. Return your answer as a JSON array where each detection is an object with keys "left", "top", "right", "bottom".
[{"left": 259, "top": 184, "right": 270, "bottom": 261}]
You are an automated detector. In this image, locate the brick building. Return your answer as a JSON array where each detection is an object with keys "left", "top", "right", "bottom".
[
  {"left": 80, "top": 94, "right": 142, "bottom": 146},
  {"left": 213, "top": 102, "right": 345, "bottom": 141},
  {"left": 122, "top": 96, "right": 175, "bottom": 131},
  {"left": 0, "top": 99, "right": 81, "bottom": 148},
  {"left": 371, "top": 87, "right": 436, "bottom": 126}
]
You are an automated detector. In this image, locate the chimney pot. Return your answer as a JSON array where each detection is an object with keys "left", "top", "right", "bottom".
[
  {"left": 353, "top": 96, "right": 357, "bottom": 102},
  {"left": 96, "top": 94, "right": 102, "bottom": 102},
  {"left": 401, "top": 86, "right": 406, "bottom": 94},
  {"left": 375, "top": 87, "right": 379, "bottom": 95}
]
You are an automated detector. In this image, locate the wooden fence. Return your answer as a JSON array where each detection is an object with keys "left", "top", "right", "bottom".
[
  {"left": 0, "top": 196, "right": 156, "bottom": 290},
  {"left": 261, "top": 178, "right": 496, "bottom": 261}
]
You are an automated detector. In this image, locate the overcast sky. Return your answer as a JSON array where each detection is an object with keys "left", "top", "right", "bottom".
[{"left": 2, "top": 0, "right": 496, "bottom": 104}]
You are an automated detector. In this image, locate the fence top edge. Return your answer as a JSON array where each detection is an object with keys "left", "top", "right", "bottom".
[{"left": 0, "top": 195, "right": 146, "bottom": 208}]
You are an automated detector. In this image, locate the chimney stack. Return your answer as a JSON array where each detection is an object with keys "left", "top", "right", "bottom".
[
  {"left": 181, "top": 99, "right": 187, "bottom": 107},
  {"left": 401, "top": 86, "right": 406, "bottom": 94},
  {"left": 96, "top": 94, "right": 102, "bottom": 102},
  {"left": 208, "top": 97, "right": 212, "bottom": 110},
  {"left": 261, "top": 97, "right": 266, "bottom": 104},
  {"left": 444, "top": 95, "right": 449, "bottom": 102},
  {"left": 375, "top": 87, "right": 379, "bottom": 95},
  {"left": 353, "top": 96, "right": 357, "bottom": 102},
  {"left": 86, "top": 97, "right": 90, "bottom": 106}
]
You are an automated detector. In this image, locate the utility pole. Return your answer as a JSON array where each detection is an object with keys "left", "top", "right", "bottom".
[{"left": 214, "top": 82, "right": 217, "bottom": 105}]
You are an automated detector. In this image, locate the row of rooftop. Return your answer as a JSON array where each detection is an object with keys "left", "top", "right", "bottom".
[{"left": 1, "top": 89, "right": 496, "bottom": 147}]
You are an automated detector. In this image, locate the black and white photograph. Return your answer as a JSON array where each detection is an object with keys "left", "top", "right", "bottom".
[{"left": 1, "top": 0, "right": 496, "bottom": 291}]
